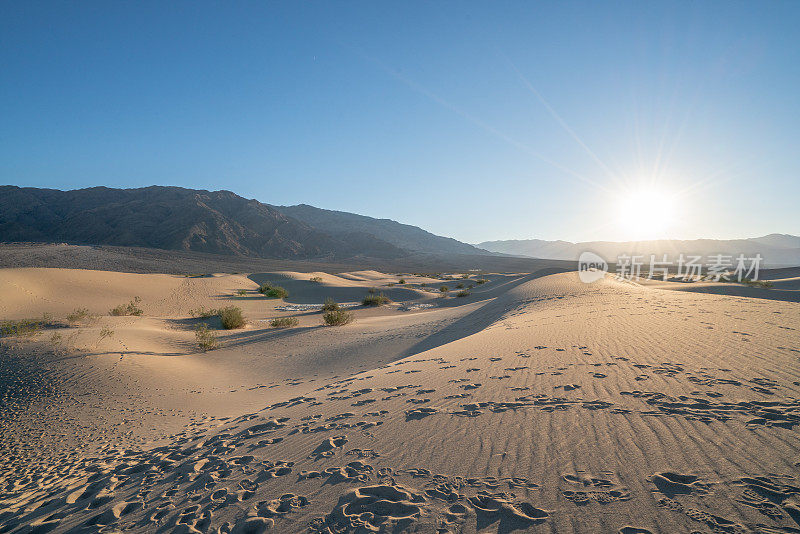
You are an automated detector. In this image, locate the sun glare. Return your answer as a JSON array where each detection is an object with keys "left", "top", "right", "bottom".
[{"left": 613, "top": 187, "right": 678, "bottom": 241}]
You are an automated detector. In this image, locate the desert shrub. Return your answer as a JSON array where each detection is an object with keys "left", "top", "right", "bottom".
[
  {"left": 190, "top": 306, "right": 218, "bottom": 318},
  {"left": 263, "top": 286, "right": 289, "bottom": 299},
  {"left": 195, "top": 323, "right": 218, "bottom": 351},
  {"left": 398, "top": 278, "right": 406, "bottom": 284},
  {"left": 367, "top": 287, "right": 376, "bottom": 294},
  {"left": 218, "top": 306, "right": 246, "bottom": 329},
  {"left": 322, "top": 297, "right": 340, "bottom": 312},
  {"left": 110, "top": 296, "right": 143, "bottom": 316},
  {"left": 439, "top": 286, "right": 449, "bottom": 293},
  {"left": 461, "top": 274, "right": 470, "bottom": 279},
  {"left": 742, "top": 278, "right": 774, "bottom": 288},
  {"left": 323, "top": 309, "right": 354, "bottom": 326},
  {"left": 236, "top": 289, "right": 247, "bottom": 296},
  {"left": 98, "top": 327, "right": 114, "bottom": 340},
  {"left": 468, "top": 284, "right": 474, "bottom": 289},
  {"left": 309, "top": 276, "right": 323, "bottom": 283},
  {"left": 363, "top": 293, "right": 390, "bottom": 306},
  {"left": 0, "top": 318, "right": 42, "bottom": 338},
  {"left": 258, "top": 283, "right": 272, "bottom": 294},
  {"left": 475, "top": 279, "right": 488, "bottom": 285},
  {"left": 270, "top": 317, "right": 299, "bottom": 328},
  {"left": 66, "top": 307, "right": 91, "bottom": 323},
  {"left": 456, "top": 283, "right": 464, "bottom": 289},
  {"left": 456, "top": 290, "right": 470, "bottom": 297}
]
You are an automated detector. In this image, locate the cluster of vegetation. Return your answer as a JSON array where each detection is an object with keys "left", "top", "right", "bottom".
[
  {"left": 455, "top": 283, "right": 464, "bottom": 289},
  {"left": 66, "top": 307, "right": 92, "bottom": 324},
  {"left": 1, "top": 318, "right": 44, "bottom": 338},
  {"left": 258, "top": 282, "right": 289, "bottom": 299},
  {"left": 439, "top": 286, "right": 450, "bottom": 293},
  {"left": 309, "top": 276, "right": 323, "bottom": 283},
  {"left": 398, "top": 278, "right": 406, "bottom": 284},
  {"left": 323, "top": 309, "right": 354, "bottom": 326},
  {"left": 195, "top": 323, "right": 218, "bottom": 351},
  {"left": 743, "top": 279, "right": 774, "bottom": 288},
  {"left": 475, "top": 278, "right": 488, "bottom": 285},
  {"left": 98, "top": 327, "right": 114, "bottom": 341},
  {"left": 189, "top": 306, "right": 218, "bottom": 318},
  {"left": 456, "top": 290, "right": 470, "bottom": 298},
  {"left": 363, "top": 293, "right": 391, "bottom": 306},
  {"left": 322, "top": 297, "right": 340, "bottom": 312},
  {"left": 412, "top": 272, "right": 442, "bottom": 279},
  {"left": 188, "top": 305, "right": 246, "bottom": 329},
  {"left": 218, "top": 306, "right": 246, "bottom": 329},
  {"left": 270, "top": 317, "right": 299, "bottom": 328},
  {"left": 110, "top": 296, "right": 143, "bottom": 316},
  {"left": 236, "top": 289, "right": 248, "bottom": 296},
  {"left": 461, "top": 274, "right": 470, "bottom": 279}
]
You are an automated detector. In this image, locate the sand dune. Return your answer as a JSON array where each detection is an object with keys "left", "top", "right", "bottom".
[{"left": 1, "top": 267, "right": 799, "bottom": 533}]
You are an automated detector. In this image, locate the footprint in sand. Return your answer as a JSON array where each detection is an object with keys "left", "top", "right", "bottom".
[{"left": 309, "top": 484, "right": 425, "bottom": 533}]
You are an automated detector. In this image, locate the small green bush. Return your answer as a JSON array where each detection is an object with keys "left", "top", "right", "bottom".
[
  {"left": 323, "top": 309, "right": 354, "bottom": 326},
  {"left": 476, "top": 279, "right": 488, "bottom": 285},
  {"left": 264, "top": 286, "right": 289, "bottom": 299},
  {"left": 0, "top": 318, "right": 42, "bottom": 338},
  {"left": 236, "top": 289, "right": 247, "bottom": 296},
  {"left": 322, "top": 297, "right": 340, "bottom": 312},
  {"left": 190, "top": 306, "right": 218, "bottom": 318},
  {"left": 218, "top": 306, "right": 246, "bottom": 329},
  {"left": 98, "top": 327, "right": 114, "bottom": 340},
  {"left": 258, "top": 283, "right": 272, "bottom": 294},
  {"left": 456, "top": 290, "right": 470, "bottom": 297},
  {"left": 398, "top": 278, "right": 406, "bottom": 284},
  {"left": 66, "top": 307, "right": 91, "bottom": 323},
  {"left": 742, "top": 278, "right": 774, "bottom": 288},
  {"left": 309, "top": 276, "right": 323, "bottom": 283},
  {"left": 461, "top": 274, "right": 470, "bottom": 279},
  {"left": 110, "top": 296, "right": 143, "bottom": 316},
  {"left": 270, "top": 317, "right": 299, "bottom": 328},
  {"left": 456, "top": 283, "right": 464, "bottom": 289},
  {"left": 195, "top": 323, "right": 218, "bottom": 351},
  {"left": 363, "top": 293, "right": 390, "bottom": 306},
  {"left": 439, "top": 286, "right": 449, "bottom": 293}
]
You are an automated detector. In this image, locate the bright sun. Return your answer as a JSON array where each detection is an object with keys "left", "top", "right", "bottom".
[{"left": 613, "top": 188, "right": 678, "bottom": 241}]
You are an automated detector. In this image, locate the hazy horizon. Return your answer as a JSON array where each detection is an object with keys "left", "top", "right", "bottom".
[{"left": 3, "top": 2, "right": 799, "bottom": 243}]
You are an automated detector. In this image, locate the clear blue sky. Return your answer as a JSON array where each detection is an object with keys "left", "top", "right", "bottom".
[{"left": 2, "top": 1, "right": 798, "bottom": 243}]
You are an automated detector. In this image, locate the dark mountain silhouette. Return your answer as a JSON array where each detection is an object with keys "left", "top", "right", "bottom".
[
  {"left": 0, "top": 186, "right": 408, "bottom": 260},
  {"left": 276, "top": 204, "right": 491, "bottom": 256}
]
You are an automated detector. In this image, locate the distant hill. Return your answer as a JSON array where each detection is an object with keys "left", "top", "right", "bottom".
[
  {"left": 0, "top": 186, "right": 409, "bottom": 260},
  {"left": 477, "top": 235, "right": 800, "bottom": 267},
  {"left": 276, "top": 204, "right": 492, "bottom": 256}
]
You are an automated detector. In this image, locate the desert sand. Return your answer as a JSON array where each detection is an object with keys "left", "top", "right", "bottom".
[{"left": 1, "top": 266, "right": 799, "bottom": 533}]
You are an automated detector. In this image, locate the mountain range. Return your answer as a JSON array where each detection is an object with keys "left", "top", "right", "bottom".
[
  {"left": 1, "top": 185, "right": 798, "bottom": 267},
  {"left": 0, "top": 186, "right": 487, "bottom": 261}
]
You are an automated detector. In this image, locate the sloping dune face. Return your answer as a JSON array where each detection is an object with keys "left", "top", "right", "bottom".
[
  {"left": 0, "top": 268, "right": 260, "bottom": 319},
  {"left": 1, "top": 272, "right": 799, "bottom": 533}
]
